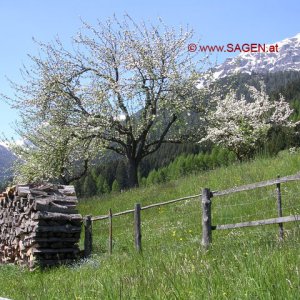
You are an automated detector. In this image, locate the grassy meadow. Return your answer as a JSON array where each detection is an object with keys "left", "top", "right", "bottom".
[{"left": 0, "top": 150, "right": 300, "bottom": 299}]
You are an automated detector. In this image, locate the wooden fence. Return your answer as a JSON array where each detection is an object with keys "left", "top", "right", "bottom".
[{"left": 83, "top": 173, "right": 300, "bottom": 257}]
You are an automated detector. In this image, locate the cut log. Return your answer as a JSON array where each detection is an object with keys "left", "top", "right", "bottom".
[{"left": 32, "top": 212, "right": 82, "bottom": 222}]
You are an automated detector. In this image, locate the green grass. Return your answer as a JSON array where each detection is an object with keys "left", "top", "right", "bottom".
[{"left": 0, "top": 150, "right": 300, "bottom": 299}]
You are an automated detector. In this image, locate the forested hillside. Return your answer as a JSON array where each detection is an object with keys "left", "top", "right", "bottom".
[{"left": 0, "top": 145, "right": 15, "bottom": 189}]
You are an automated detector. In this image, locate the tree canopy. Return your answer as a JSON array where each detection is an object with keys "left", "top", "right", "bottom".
[
  {"left": 202, "top": 82, "right": 294, "bottom": 159},
  {"left": 5, "top": 15, "right": 207, "bottom": 186}
]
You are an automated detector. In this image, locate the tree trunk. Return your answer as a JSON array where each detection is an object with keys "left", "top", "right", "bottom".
[{"left": 127, "top": 158, "right": 139, "bottom": 188}]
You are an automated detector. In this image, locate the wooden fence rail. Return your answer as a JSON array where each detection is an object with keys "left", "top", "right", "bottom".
[
  {"left": 83, "top": 173, "right": 300, "bottom": 256},
  {"left": 213, "top": 173, "right": 300, "bottom": 197},
  {"left": 213, "top": 215, "right": 300, "bottom": 230},
  {"left": 91, "top": 194, "right": 201, "bottom": 221}
]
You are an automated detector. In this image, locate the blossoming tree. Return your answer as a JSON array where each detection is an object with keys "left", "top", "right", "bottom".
[
  {"left": 202, "top": 83, "right": 293, "bottom": 160},
  {"left": 9, "top": 124, "right": 98, "bottom": 184},
  {"left": 5, "top": 15, "right": 207, "bottom": 187}
]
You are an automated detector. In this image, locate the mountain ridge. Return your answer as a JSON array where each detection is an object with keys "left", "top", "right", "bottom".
[{"left": 212, "top": 33, "right": 300, "bottom": 80}]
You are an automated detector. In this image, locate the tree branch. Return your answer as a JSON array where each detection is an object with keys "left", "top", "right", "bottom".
[
  {"left": 62, "top": 158, "right": 89, "bottom": 184},
  {"left": 140, "top": 114, "right": 178, "bottom": 159}
]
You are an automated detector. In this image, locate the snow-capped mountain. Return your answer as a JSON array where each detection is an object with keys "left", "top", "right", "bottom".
[{"left": 209, "top": 33, "right": 300, "bottom": 82}]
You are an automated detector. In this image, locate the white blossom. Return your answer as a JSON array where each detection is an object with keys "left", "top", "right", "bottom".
[{"left": 201, "top": 82, "right": 294, "bottom": 159}]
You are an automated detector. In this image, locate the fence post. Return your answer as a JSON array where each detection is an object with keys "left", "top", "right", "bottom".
[
  {"left": 84, "top": 215, "right": 92, "bottom": 258},
  {"left": 108, "top": 209, "right": 113, "bottom": 255},
  {"left": 276, "top": 176, "right": 284, "bottom": 241},
  {"left": 134, "top": 203, "right": 142, "bottom": 252},
  {"left": 201, "top": 188, "right": 212, "bottom": 248}
]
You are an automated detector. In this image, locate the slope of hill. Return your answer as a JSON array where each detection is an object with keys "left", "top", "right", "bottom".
[
  {"left": 208, "top": 70, "right": 300, "bottom": 110},
  {"left": 0, "top": 149, "right": 299, "bottom": 299},
  {"left": 0, "top": 144, "right": 15, "bottom": 183}
]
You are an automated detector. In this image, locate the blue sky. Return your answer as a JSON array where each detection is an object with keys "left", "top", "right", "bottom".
[{"left": 0, "top": 0, "right": 299, "bottom": 138}]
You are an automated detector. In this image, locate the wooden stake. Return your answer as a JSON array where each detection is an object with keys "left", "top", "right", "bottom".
[
  {"left": 276, "top": 176, "right": 284, "bottom": 241},
  {"left": 134, "top": 203, "right": 142, "bottom": 252},
  {"left": 201, "top": 188, "right": 212, "bottom": 248},
  {"left": 84, "top": 215, "right": 92, "bottom": 258},
  {"left": 108, "top": 209, "right": 113, "bottom": 255}
]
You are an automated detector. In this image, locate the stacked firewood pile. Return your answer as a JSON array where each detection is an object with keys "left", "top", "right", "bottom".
[{"left": 0, "top": 184, "right": 82, "bottom": 268}]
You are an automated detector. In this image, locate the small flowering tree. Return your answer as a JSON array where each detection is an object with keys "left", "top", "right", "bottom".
[
  {"left": 4, "top": 15, "right": 207, "bottom": 187},
  {"left": 202, "top": 83, "right": 293, "bottom": 160},
  {"left": 10, "top": 124, "right": 98, "bottom": 184}
]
